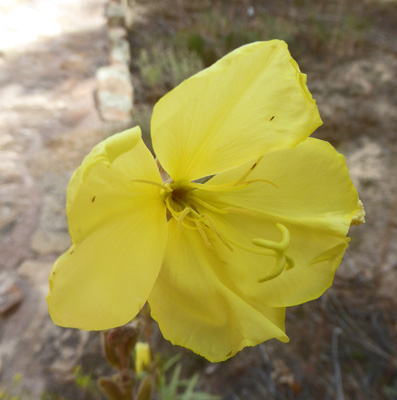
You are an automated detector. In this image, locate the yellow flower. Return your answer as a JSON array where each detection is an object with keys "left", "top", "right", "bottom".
[{"left": 47, "top": 40, "right": 364, "bottom": 362}]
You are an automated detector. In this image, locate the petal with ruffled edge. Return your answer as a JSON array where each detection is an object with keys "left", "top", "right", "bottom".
[
  {"left": 152, "top": 40, "right": 322, "bottom": 183},
  {"left": 190, "top": 137, "right": 363, "bottom": 307},
  {"left": 47, "top": 127, "right": 167, "bottom": 330},
  {"left": 148, "top": 219, "right": 288, "bottom": 363},
  {"left": 195, "top": 211, "right": 349, "bottom": 308},
  {"left": 197, "top": 137, "right": 364, "bottom": 235},
  {"left": 66, "top": 127, "right": 165, "bottom": 242}
]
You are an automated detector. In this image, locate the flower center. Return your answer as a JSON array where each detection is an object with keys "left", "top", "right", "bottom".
[
  {"left": 160, "top": 182, "right": 200, "bottom": 229},
  {"left": 159, "top": 180, "right": 294, "bottom": 283},
  {"left": 132, "top": 159, "right": 295, "bottom": 282}
]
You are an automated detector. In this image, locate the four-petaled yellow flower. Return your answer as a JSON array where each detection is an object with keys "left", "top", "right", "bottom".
[{"left": 47, "top": 40, "right": 364, "bottom": 362}]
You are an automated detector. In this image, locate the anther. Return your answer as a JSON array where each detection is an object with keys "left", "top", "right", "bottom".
[
  {"left": 234, "top": 156, "right": 263, "bottom": 185},
  {"left": 195, "top": 220, "right": 213, "bottom": 249},
  {"left": 178, "top": 207, "right": 191, "bottom": 230}
]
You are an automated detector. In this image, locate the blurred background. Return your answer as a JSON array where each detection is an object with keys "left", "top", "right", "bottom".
[{"left": 0, "top": 0, "right": 396, "bottom": 399}]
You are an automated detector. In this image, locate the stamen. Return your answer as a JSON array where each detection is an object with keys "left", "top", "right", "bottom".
[
  {"left": 179, "top": 218, "right": 198, "bottom": 231},
  {"left": 178, "top": 207, "right": 191, "bottom": 230},
  {"left": 165, "top": 196, "right": 181, "bottom": 217},
  {"left": 234, "top": 156, "right": 263, "bottom": 185},
  {"left": 188, "top": 181, "right": 250, "bottom": 192},
  {"left": 195, "top": 220, "right": 213, "bottom": 249},
  {"left": 164, "top": 191, "right": 202, "bottom": 231},
  {"left": 241, "top": 179, "right": 279, "bottom": 189},
  {"left": 164, "top": 195, "right": 173, "bottom": 213},
  {"left": 222, "top": 207, "right": 257, "bottom": 216},
  {"left": 130, "top": 179, "right": 170, "bottom": 191},
  {"left": 176, "top": 199, "right": 201, "bottom": 221},
  {"left": 200, "top": 213, "right": 233, "bottom": 251},
  {"left": 162, "top": 182, "right": 293, "bottom": 283},
  {"left": 190, "top": 195, "right": 257, "bottom": 217},
  {"left": 190, "top": 196, "right": 230, "bottom": 214},
  {"left": 187, "top": 177, "right": 278, "bottom": 193}
]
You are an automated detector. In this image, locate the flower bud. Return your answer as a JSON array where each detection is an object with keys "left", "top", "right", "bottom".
[
  {"left": 135, "top": 342, "right": 151, "bottom": 374},
  {"left": 98, "top": 377, "right": 125, "bottom": 400},
  {"left": 136, "top": 375, "right": 154, "bottom": 400}
]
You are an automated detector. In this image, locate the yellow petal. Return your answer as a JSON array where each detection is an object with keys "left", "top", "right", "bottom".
[
  {"left": 67, "top": 127, "right": 164, "bottom": 242},
  {"left": 151, "top": 40, "right": 322, "bottom": 182},
  {"left": 67, "top": 126, "right": 142, "bottom": 212},
  {"left": 199, "top": 137, "right": 363, "bottom": 235},
  {"left": 187, "top": 137, "right": 363, "bottom": 307},
  {"left": 199, "top": 211, "right": 349, "bottom": 308},
  {"left": 148, "top": 219, "right": 288, "bottom": 363},
  {"left": 47, "top": 128, "right": 167, "bottom": 330}
]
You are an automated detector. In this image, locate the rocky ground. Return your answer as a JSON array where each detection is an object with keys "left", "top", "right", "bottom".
[
  {"left": 0, "top": 0, "right": 396, "bottom": 399},
  {"left": 0, "top": 0, "right": 112, "bottom": 396}
]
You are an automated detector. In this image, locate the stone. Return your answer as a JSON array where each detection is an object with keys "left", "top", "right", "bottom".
[
  {"left": 29, "top": 187, "right": 71, "bottom": 256},
  {"left": 108, "top": 26, "right": 127, "bottom": 43},
  {"left": 30, "top": 228, "right": 70, "bottom": 256},
  {"left": 0, "top": 273, "right": 23, "bottom": 316},
  {"left": 110, "top": 38, "right": 131, "bottom": 65},
  {"left": 105, "top": 2, "right": 126, "bottom": 27},
  {"left": 96, "top": 64, "right": 134, "bottom": 122},
  {"left": 18, "top": 260, "right": 53, "bottom": 296}
]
